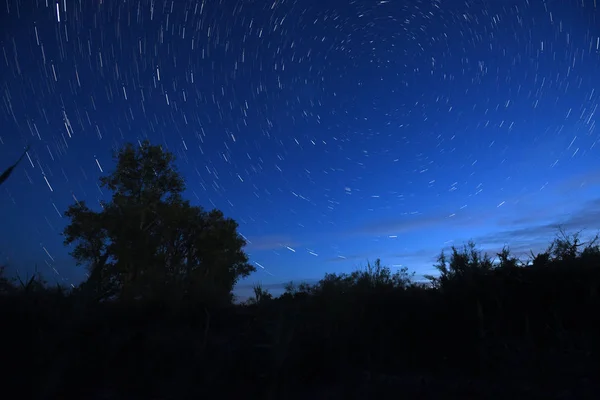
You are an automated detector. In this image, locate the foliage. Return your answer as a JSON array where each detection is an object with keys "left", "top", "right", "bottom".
[
  {"left": 2, "top": 228, "right": 600, "bottom": 399},
  {"left": 0, "top": 265, "right": 15, "bottom": 293},
  {"left": 284, "top": 258, "right": 414, "bottom": 298},
  {"left": 424, "top": 240, "right": 494, "bottom": 289},
  {"left": 247, "top": 283, "right": 273, "bottom": 305},
  {"left": 0, "top": 264, "right": 67, "bottom": 295},
  {"left": 62, "top": 140, "right": 255, "bottom": 305}
]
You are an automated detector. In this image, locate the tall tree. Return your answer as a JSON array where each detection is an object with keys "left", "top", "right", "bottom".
[{"left": 63, "top": 140, "right": 255, "bottom": 304}]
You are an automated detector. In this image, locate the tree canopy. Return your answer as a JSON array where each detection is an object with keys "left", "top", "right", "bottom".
[{"left": 63, "top": 140, "right": 255, "bottom": 304}]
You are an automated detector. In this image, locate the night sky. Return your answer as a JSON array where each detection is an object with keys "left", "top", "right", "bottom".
[{"left": 1, "top": 0, "right": 599, "bottom": 299}]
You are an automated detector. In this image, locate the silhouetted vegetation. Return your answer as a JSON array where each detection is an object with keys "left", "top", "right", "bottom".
[
  {"left": 62, "top": 140, "right": 255, "bottom": 306},
  {"left": 2, "top": 142, "right": 599, "bottom": 399}
]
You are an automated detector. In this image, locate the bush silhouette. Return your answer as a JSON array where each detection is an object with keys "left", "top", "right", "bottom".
[{"left": 1, "top": 141, "right": 599, "bottom": 399}]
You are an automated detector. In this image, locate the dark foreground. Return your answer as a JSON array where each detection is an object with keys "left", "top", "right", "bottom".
[
  {"left": 4, "top": 280, "right": 599, "bottom": 399},
  {"left": 3, "top": 239, "right": 600, "bottom": 399}
]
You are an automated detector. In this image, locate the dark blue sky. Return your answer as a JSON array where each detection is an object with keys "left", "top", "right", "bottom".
[{"left": 1, "top": 0, "right": 599, "bottom": 299}]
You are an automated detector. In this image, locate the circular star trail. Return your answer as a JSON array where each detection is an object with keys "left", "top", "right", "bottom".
[{"left": 0, "top": 0, "right": 599, "bottom": 293}]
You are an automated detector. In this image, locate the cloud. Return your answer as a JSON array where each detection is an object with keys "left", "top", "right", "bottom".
[
  {"left": 391, "top": 248, "right": 441, "bottom": 260},
  {"left": 554, "top": 169, "right": 600, "bottom": 194},
  {"left": 473, "top": 197, "right": 600, "bottom": 255},
  {"left": 356, "top": 210, "right": 479, "bottom": 236},
  {"left": 238, "top": 197, "right": 600, "bottom": 294},
  {"left": 382, "top": 197, "right": 600, "bottom": 273},
  {"left": 490, "top": 168, "right": 600, "bottom": 228}
]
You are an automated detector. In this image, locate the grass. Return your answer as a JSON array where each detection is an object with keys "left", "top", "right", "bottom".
[{"left": 1, "top": 229, "right": 600, "bottom": 399}]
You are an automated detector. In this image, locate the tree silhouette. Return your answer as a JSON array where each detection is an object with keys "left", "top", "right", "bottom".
[{"left": 63, "top": 140, "right": 255, "bottom": 304}]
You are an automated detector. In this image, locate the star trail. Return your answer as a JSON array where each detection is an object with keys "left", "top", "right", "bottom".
[{"left": 1, "top": 0, "right": 599, "bottom": 297}]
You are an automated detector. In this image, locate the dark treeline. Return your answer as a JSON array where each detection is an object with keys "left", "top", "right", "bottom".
[{"left": 1, "top": 142, "right": 599, "bottom": 399}]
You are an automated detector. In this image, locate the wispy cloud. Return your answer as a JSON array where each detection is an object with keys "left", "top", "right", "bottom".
[
  {"left": 554, "top": 169, "right": 600, "bottom": 195},
  {"left": 237, "top": 197, "right": 600, "bottom": 296},
  {"left": 356, "top": 210, "right": 478, "bottom": 236},
  {"left": 357, "top": 168, "right": 600, "bottom": 239},
  {"left": 380, "top": 196, "right": 600, "bottom": 273},
  {"left": 391, "top": 248, "right": 442, "bottom": 261},
  {"left": 474, "top": 198, "right": 600, "bottom": 252},
  {"left": 240, "top": 170, "right": 600, "bottom": 287}
]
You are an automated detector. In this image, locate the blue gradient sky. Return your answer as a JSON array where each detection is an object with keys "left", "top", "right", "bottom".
[{"left": 1, "top": 0, "right": 599, "bottom": 299}]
